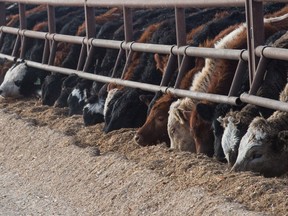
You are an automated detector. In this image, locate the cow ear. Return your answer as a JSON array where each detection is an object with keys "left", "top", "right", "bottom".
[
  {"left": 278, "top": 130, "right": 288, "bottom": 151},
  {"left": 107, "top": 83, "right": 117, "bottom": 91},
  {"left": 154, "top": 53, "right": 166, "bottom": 74},
  {"left": 196, "top": 103, "right": 215, "bottom": 122},
  {"left": 139, "top": 94, "right": 154, "bottom": 106},
  {"left": 175, "top": 108, "right": 191, "bottom": 125}
]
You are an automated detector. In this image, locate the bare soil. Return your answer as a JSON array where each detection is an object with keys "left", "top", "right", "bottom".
[{"left": 0, "top": 97, "right": 287, "bottom": 215}]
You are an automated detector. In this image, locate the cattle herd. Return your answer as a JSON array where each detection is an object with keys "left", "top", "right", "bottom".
[{"left": 0, "top": 3, "right": 288, "bottom": 177}]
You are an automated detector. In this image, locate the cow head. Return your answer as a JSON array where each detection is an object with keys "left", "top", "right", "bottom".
[
  {"left": 83, "top": 84, "right": 108, "bottom": 126},
  {"left": 54, "top": 73, "right": 79, "bottom": 108},
  {"left": 189, "top": 102, "right": 214, "bottom": 157},
  {"left": 0, "top": 59, "right": 40, "bottom": 98},
  {"left": 197, "top": 103, "right": 235, "bottom": 162},
  {"left": 219, "top": 115, "right": 242, "bottom": 165},
  {"left": 67, "top": 79, "right": 93, "bottom": 116},
  {"left": 232, "top": 117, "right": 288, "bottom": 177},
  {"left": 41, "top": 74, "right": 65, "bottom": 106},
  {"left": 167, "top": 100, "right": 196, "bottom": 152},
  {"left": 103, "top": 88, "right": 148, "bottom": 133},
  {"left": 83, "top": 95, "right": 105, "bottom": 126},
  {"left": 134, "top": 93, "right": 176, "bottom": 147},
  {"left": 220, "top": 105, "right": 260, "bottom": 166}
]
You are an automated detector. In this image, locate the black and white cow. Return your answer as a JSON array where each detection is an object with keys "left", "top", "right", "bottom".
[{"left": 0, "top": 59, "right": 46, "bottom": 98}]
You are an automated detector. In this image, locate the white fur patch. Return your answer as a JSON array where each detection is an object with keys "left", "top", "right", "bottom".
[
  {"left": 214, "top": 24, "right": 246, "bottom": 49},
  {"left": 84, "top": 99, "right": 104, "bottom": 115},
  {"left": 104, "top": 88, "right": 118, "bottom": 117},
  {"left": 0, "top": 62, "right": 27, "bottom": 98},
  {"left": 264, "top": 12, "right": 288, "bottom": 23},
  {"left": 221, "top": 119, "right": 240, "bottom": 163},
  {"left": 71, "top": 88, "right": 82, "bottom": 101}
]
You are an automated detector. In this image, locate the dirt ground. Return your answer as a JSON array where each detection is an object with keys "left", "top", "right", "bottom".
[{"left": 0, "top": 97, "right": 287, "bottom": 215}]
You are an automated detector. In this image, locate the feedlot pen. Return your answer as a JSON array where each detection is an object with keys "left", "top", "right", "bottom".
[{"left": 0, "top": 1, "right": 288, "bottom": 215}]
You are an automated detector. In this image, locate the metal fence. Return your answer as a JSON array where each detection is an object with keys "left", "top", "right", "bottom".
[{"left": 0, "top": 0, "right": 288, "bottom": 111}]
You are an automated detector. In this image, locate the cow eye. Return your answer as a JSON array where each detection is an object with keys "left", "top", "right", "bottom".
[
  {"left": 158, "top": 116, "right": 165, "bottom": 121},
  {"left": 14, "top": 80, "right": 21, "bottom": 87},
  {"left": 170, "top": 128, "right": 175, "bottom": 134},
  {"left": 252, "top": 153, "right": 262, "bottom": 160}
]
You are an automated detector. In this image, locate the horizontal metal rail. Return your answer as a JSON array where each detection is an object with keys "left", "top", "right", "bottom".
[
  {"left": 0, "top": 26, "right": 249, "bottom": 60},
  {"left": 0, "top": 52, "right": 240, "bottom": 105},
  {"left": 255, "top": 46, "right": 288, "bottom": 61},
  {"left": 0, "top": 0, "right": 246, "bottom": 7},
  {"left": 240, "top": 93, "right": 288, "bottom": 113},
  {"left": 2, "top": 0, "right": 286, "bottom": 7}
]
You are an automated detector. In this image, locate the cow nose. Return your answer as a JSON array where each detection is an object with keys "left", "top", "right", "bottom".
[{"left": 134, "top": 133, "right": 143, "bottom": 145}]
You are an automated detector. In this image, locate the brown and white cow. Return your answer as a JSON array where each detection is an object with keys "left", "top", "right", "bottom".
[{"left": 232, "top": 46, "right": 288, "bottom": 177}]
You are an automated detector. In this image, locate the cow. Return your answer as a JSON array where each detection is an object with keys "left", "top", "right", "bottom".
[
  {"left": 232, "top": 81, "right": 288, "bottom": 177},
  {"left": 220, "top": 30, "right": 288, "bottom": 166},
  {"left": 0, "top": 59, "right": 46, "bottom": 98}
]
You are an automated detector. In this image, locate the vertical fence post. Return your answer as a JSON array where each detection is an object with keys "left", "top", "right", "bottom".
[
  {"left": 12, "top": 3, "right": 26, "bottom": 57},
  {"left": 0, "top": 3, "right": 5, "bottom": 26},
  {"left": 19, "top": 3, "right": 27, "bottom": 59},
  {"left": 82, "top": 5, "right": 96, "bottom": 72},
  {"left": 120, "top": 7, "right": 134, "bottom": 78},
  {"left": 123, "top": 7, "right": 133, "bottom": 54},
  {"left": 0, "top": 2, "right": 6, "bottom": 51},
  {"left": 175, "top": 7, "right": 186, "bottom": 69},
  {"left": 47, "top": 5, "right": 57, "bottom": 65},
  {"left": 245, "top": 0, "right": 264, "bottom": 86}
]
